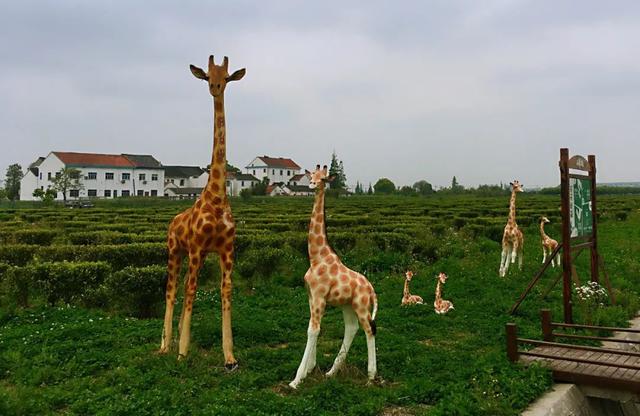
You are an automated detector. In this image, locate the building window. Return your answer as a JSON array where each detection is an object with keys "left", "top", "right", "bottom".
[
  {"left": 69, "top": 170, "right": 80, "bottom": 179},
  {"left": 48, "top": 172, "right": 52, "bottom": 180},
  {"left": 151, "top": 173, "right": 158, "bottom": 181},
  {"left": 170, "top": 179, "right": 174, "bottom": 184},
  {"left": 122, "top": 190, "right": 130, "bottom": 197},
  {"left": 280, "top": 170, "right": 283, "bottom": 175},
  {"left": 104, "top": 189, "right": 111, "bottom": 198},
  {"left": 122, "top": 173, "right": 130, "bottom": 181},
  {"left": 144, "top": 191, "right": 149, "bottom": 196},
  {"left": 287, "top": 170, "right": 291, "bottom": 176},
  {"left": 105, "top": 172, "right": 114, "bottom": 180},
  {"left": 137, "top": 190, "right": 144, "bottom": 196},
  {"left": 272, "top": 169, "right": 275, "bottom": 175},
  {"left": 139, "top": 173, "right": 146, "bottom": 181},
  {"left": 180, "top": 179, "right": 185, "bottom": 186},
  {"left": 113, "top": 190, "right": 118, "bottom": 197},
  {"left": 88, "top": 189, "right": 97, "bottom": 197},
  {"left": 39, "top": 172, "right": 42, "bottom": 180},
  {"left": 241, "top": 181, "right": 245, "bottom": 186},
  {"left": 70, "top": 189, "right": 79, "bottom": 197},
  {"left": 263, "top": 169, "right": 266, "bottom": 173},
  {"left": 87, "top": 172, "right": 97, "bottom": 180},
  {"left": 151, "top": 190, "right": 157, "bottom": 196},
  {"left": 253, "top": 170, "right": 256, "bottom": 175},
  {"left": 226, "top": 180, "right": 231, "bottom": 186},
  {"left": 55, "top": 172, "right": 61, "bottom": 179}
]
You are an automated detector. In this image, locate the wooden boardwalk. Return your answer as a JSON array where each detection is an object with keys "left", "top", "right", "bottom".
[{"left": 506, "top": 310, "right": 640, "bottom": 393}]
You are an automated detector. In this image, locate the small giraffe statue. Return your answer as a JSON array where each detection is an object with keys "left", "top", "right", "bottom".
[
  {"left": 434, "top": 272, "right": 454, "bottom": 314},
  {"left": 499, "top": 180, "right": 524, "bottom": 277},
  {"left": 289, "top": 165, "right": 378, "bottom": 389},
  {"left": 540, "top": 217, "right": 560, "bottom": 267},
  {"left": 401, "top": 271, "right": 424, "bottom": 306},
  {"left": 159, "top": 55, "right": 245, "bottom": 370}
]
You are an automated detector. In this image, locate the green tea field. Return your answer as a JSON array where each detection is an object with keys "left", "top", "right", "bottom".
[{"left": 1, "top": 195, "right": 639, "bottom": 415}]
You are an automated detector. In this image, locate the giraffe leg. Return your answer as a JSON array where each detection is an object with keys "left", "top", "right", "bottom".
[
  {"left": 356, "top": 311, "right": 377, "bottom": 381},
  {"left": 503, "top": 249, "right": 512, "bottom": 276},
  {"left": 511, "top": 241, "right": 518, "bottom": 264},
  {"left": 305, "top": 298, "right": 325, "bottom": 376},
  {"left": 159, "top": 250, "right": 183, "bottom": 353},
  {"left": 290, "top": 296, "right": 325, "bottom": 389},
  {"left": 499, "top": 247, "right": 508, "bottom": 277},
  {"left": 542, "top": 247, "right": 547, "bottom": 264},
  {"left": 326, "top": 306, "right": 359, "bottom": 377},
  {"left": 178, "top": 251, "right": 204, "bottom": 358},
  {"left": 219, "top": 253, "right": 237, "bottom": 370}
]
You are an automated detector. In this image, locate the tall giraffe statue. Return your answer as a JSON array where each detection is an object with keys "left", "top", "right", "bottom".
[
  {"left": 401, "top": 271, "right": 424, "bottom": 306},
  {"left": 499, "top": 180, "right": 524, "bottom": 277},
  {"left": 289, "top": 165, "right": 378, "bottom": 389},
  {"left": 159, "top": 55, "right": 245, "bottom": 369},
  {"left": 540, "top": 217, "right": 560, "bottom": 267},
  {"left": 433, "top": 272, "right": 454, "bottom": 314}
]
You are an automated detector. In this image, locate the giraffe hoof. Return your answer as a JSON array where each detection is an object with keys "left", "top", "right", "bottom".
[{"left": 224, "top": 361, "right": 239, "bottom": 372}]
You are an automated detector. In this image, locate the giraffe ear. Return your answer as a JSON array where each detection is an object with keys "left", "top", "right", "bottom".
[
  {"left": 227, "top": 68, "right": 246, "bottom": 82},
  {"left": 190, "top": 65, "right": 208, "bottom": 81}
]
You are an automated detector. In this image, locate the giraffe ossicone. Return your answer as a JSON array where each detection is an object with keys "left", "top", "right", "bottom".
[
  {"left": 434, "top": 272, "right": 454, "bottom": 314},
  {"left": 289, "top": 164, "right": 379, "bottom": 389},
  {"left": 159, "top": 55, "right": 245, "bottom": 370},
  {"left": 401, "top": 271, "right": 424, "bottom": 306},
  {"left": 499, "top": 180, "right": 524, "bottom": 277}
]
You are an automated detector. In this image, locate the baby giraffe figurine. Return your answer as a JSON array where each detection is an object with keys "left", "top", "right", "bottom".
[
  {"left": 289, "top": 165, "right": 378, "bottom": 389},
  {"left": 434, "top": 273, "right": 454, "bottom": 315},
  {"left": 540, "top": 217, "right": 560, "bottom": 267},
  {"left": 401, "top": 271, "right": 424, "bottom": 306}
]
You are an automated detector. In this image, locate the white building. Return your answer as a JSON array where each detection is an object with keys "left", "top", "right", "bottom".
[
  {"left": 245, "top": 156, "right": 302, "bottom": 184},
  {"left": 163, "top": 166, "right": 207, "bottom": 198},
  {"left": 226, "top": 172, "right": 260, "bottom": 196},
  {"left": 20, "top": 152, "right": 164, "bottom": 200}
]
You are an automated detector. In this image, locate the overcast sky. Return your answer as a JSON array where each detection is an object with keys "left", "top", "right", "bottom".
[{"left": 1, "top": 1, "right": 638, "bottom": 188}]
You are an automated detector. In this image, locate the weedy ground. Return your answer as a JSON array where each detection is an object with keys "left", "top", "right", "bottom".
[{"left": 0, "top": 195, "right": 639, "bottom": 415}]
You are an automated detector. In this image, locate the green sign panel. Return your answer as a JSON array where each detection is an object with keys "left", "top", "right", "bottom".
[{"left": 569, "top": 177, "right": 593, "bottom": 238}]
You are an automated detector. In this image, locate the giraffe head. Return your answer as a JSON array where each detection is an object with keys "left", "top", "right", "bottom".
[
  {"left": 308, "top": 165, "right": 334, "bottom": 190},
  {"left": 437, "top": 272, "right": 448, "bottom": 284},
  {"left": 541, "top": 216, "right": 550, "bottom": 224},
  {"left": 190, "top": 55, "right": 246, "bottom": 97},
  {"left": 405, "top": 271, "right": 414, "bottom": 281},
  {"left": 510, "top": 180, "right": 524, "bottom": 193}
]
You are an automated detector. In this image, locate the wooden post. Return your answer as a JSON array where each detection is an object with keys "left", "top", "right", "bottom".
[
  {"left": 541, "top": 309, "right": 553, "bottom": 342},
  {"left": 506, "top": 323, "right": 519, "bottom": 362},
  {"left": 560, "top": 148, "right": 573, "bottom": 323},
  {"left": 588, "top": 154, "right": 599, "bottom": 283}
]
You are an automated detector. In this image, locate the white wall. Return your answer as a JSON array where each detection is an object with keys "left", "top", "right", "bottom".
[{"left": 245, "top": 158, "right": 300, "bottom": 184}]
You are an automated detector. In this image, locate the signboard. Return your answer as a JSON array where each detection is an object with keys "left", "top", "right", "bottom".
[{"left": 569, "top": 177, "right": 593, "bottom": 237}]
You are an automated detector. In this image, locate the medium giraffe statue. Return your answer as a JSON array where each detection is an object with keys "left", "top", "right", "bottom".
[
  {"left": 289, "top": 165, "right": 378, "bottom": 389},
  {"left": 159, "top": 55, "right": 245, "bottom": 369},
  {"left": 540, "top": 217, "right": 560, "bottom": 267},
  {"left": 434, "top": 272, "right": 454, "bottom": 314},
  {"left": 401, "top": 271, "right": 424, "bottom": 306},
  {"left": 499, "top": 180, "right": 524, "bottom": 277}
]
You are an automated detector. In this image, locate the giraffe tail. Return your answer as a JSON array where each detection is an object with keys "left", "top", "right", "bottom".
[{"left": 370, "top": 293, "right": 378, "bottom": 336}]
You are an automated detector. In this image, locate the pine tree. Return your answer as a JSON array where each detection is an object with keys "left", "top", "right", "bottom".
[
  {"left": 367, "top": 183, "right": 373, "bottom": 195},
  {"left": 328, "top": 151, "right": 347, "bottom": 190}
]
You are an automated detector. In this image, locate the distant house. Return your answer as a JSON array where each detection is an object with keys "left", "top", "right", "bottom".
[
  {"left": 163, "top": 166, "right": 207, "bottom": 198},
  {"left": 245, "top": 155, "right": 302, "bottom": 185},
  {"left": 266, "top": 182, "right": 290, "bottom": 196},
  {"left": 20, "top": 151, "right": 164, "bottom": 201},
  {"left": 226, "top": 172, "right": 260, "bottom": 196}
]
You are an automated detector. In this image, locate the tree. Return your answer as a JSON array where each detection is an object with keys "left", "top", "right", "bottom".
[
  {"left": 328, "top": 151, "right": 347, "bottom": 190},
  {"left": 354, "top": 181, "right": 364, "bottom": 195},
  {"left": 0, "top": 188, "right": 6, "bottom": 201},
  {"left": 450, "top": 176, "right": 464, "bottom": 194},
  {"left": 367, "top": 183, "right": 373, "bottom": 195},
  {"left": 413, "top": 180, "right": 434, "bottom": 196},
  {"left": 226, "top": 162, "right": 241, "bottom": 175},
  {"left": 5, "top": 164, "right": 22, "bottom": 201},
  {"left": 51, "top": 168, "right": 83, "bottom": 202},
  {"left": 398, "top": 185, "right": 416, "bottom": 196},
  {"left": 33, "top": 188, "right": 57, "bottom": 204},
  {"left": 373, "top": 178, "right": 396, "bottom": 194},
  {"left": 251, "top": 176, "right": 270, "bottom": 196}
]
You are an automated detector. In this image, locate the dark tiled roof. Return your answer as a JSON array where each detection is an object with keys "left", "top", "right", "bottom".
[
  {"left": 167, "top": 187, "right": 203, "bottom": 195},
  {"left": 123, "top": 154, "right": 163, "bottom": 168},
  {"left": 287, "top": 185, "right": 313, "bottom": 193},
  {"left": 164, "top": 165, "right": 206, "bottom": 178},
  {"left": 28, "top": 157, "right": 45, "bottom": 175},
  {"left": 255, "top": 156, "right": 301, "bottom": 170},
  {"left": 289, "top": 174, "right": 306, "bottom": 182},
  {"left": 234, "top": 173, "right": 259, "bottom": 181}
]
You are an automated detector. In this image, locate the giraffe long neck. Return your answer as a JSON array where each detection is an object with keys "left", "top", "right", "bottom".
[
  {"left": 435, "top": 280, "right": 442, "bottom": 301},
  {"left": 308, "top": 185, "right": 328, "bottom": 260},
  {"left": 203, "top": 95, "right": 227, "bottom": 200},
  {"left": 540, "top": 222, "right": 548, "bottom": 239},
  {"left": 508, "top": 190, "right": 517, "bottom": 225},
  {"left": 403, "top": 279, "right": 411, "bottom": 297}
]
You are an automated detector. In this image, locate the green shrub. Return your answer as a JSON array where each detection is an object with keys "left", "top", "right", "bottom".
[
  {"left": 32, "top": 261, "right": 112, "bottom": 306},
  {"left": 236, "top": 247, "right": 286, "bottom": 284},
  {"left": 104, "top": 265, "right": 166, "bottom": 318},
  {"left": 67, "top": 231, "right": 134, "bottom": 245},
  {"left": 0, "top": 244, "right": 35, "bottom": 266}
]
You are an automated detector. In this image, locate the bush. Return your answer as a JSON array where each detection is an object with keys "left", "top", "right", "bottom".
[
  {"left": 13, "top": 229, "right": 58, "bottom": 245},
  {"left": 236, "top": 247, "right": 286, "bottom": 285},
  {"left": 32, "top": 261, "right": 112, "bottom": 306},
  {"left": 104, "top": 265, "right": 166, "bottom": 318}
]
